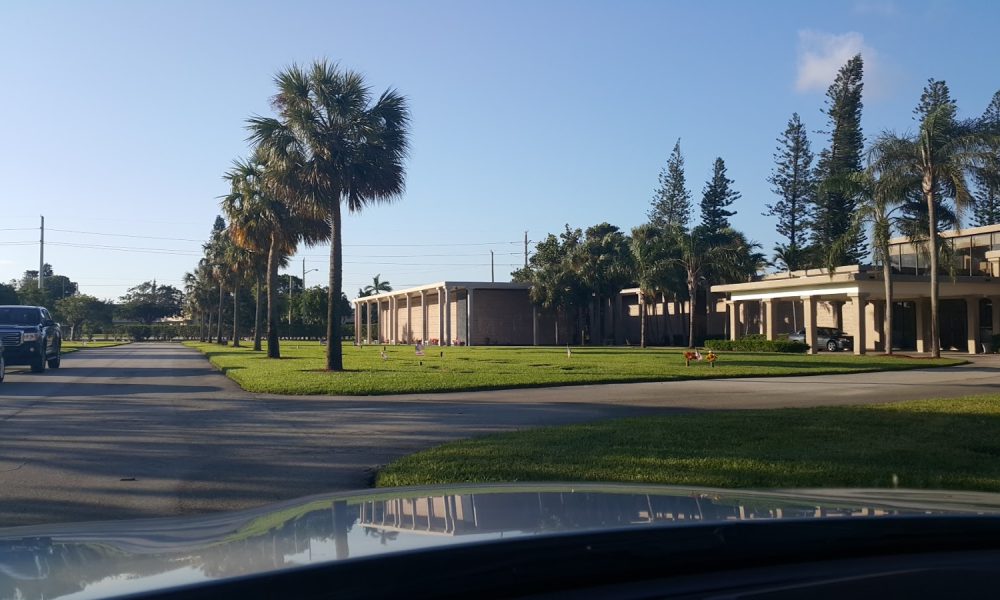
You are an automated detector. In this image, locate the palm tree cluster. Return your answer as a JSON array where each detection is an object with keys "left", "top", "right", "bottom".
[
  {"left": 186, "top": 61, "right": 410, "bottom": 369},
  {"left": 514, "top": 223, "right": 763, "bottom": 349}
]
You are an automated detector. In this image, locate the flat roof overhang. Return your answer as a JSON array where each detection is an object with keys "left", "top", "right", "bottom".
[
  {"left": 712, "top": 270, "right": 999, "bottom": 302},
  {"left": 352, "top": 281, "right": 532, "bottom": 305}
]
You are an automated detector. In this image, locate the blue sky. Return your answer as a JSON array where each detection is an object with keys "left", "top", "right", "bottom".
[{"left": 2, "top": 0, "right": 998, "bottom": 300}]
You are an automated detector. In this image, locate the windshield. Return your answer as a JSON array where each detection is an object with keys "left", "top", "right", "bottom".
[
  {"left": 0, "top": 308, "right": 40, "bottom": 325},
  {"left": 0, "top": 3, "right": 999, "bottom": 589}
]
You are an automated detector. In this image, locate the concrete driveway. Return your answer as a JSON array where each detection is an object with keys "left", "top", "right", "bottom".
[{"left": 0, "top": 342, "right": 996, "bottom": 527}]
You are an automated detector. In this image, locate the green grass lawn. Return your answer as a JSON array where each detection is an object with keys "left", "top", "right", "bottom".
[
  {"left": 183, "top": 341, "right": 961, "bottom": 396},
  {"left": 61, "top": 340, "right": 130, "bottom": 354},
  {"left": 377, "top": 394, "right": 1000, "bottom": 492}
]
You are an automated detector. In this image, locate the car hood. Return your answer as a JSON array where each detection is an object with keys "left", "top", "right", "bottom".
[
  {"left": 3, "top": 483, "right": 1000, "bottom": 599},
  {"left": 0, "top": 325, "right": 40, "bottom": 331}
]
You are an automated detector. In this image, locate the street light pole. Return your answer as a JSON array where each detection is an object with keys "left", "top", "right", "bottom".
[
  {"left": 287, "top": 273, "right": 292, "bottom": 326},
  {"left": 301, "top": 257, "right": 318, "bottom": 324}
]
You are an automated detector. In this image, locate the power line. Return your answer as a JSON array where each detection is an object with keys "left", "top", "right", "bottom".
[
  {"left": 47, "top": 228, "right": 206, "bottom": 242},
  {"left": 46, "top": 241, "right": 202, "bottom": 256}
]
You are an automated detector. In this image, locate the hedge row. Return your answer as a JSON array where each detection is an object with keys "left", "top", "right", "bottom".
[{"left": 704, "top": 335, "right": 809, "bottom": 353}]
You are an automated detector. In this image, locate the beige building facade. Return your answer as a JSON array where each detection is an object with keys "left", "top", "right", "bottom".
[
  {"left": 352, "top": 226, "right": 1000, "bottom": 353},
  {"left": 352, "top": 281, "right": 543, "bottom": 346}
]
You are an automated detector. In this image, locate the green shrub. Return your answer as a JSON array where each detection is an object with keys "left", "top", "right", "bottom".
[{"left": 705, "top": 335, "right": 808, "bottom": 353}]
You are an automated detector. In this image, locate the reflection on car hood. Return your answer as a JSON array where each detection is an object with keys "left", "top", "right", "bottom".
[{"left": 3, "top": 483, "right": 1000, "bottom": 599}]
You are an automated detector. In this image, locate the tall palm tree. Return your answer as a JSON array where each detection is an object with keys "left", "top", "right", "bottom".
[
  {"left": 222, "top": 155, "right": 327, "bottom": 357},
  {"left": 668, "top": 226, "right": 762, "bottom": 348},
  {"left": 829, "top": 171, "right": 912, "bottom": 354},
  {"left": 869, "top": 105, "right": 996, "bottom": 357},
  {"left": 249, "top": 60, "right": 410, "bottom": 371},
  {"left": 630, "top": 224, "right": 674, "bottom": 348}
]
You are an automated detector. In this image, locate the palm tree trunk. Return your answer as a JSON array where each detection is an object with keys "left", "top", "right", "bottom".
[
  {"left": 925, "top": 178, "right": 941, "bottom": 358},
  {"left": 232, "top": 282, "right": 240, "bottom": 347},
  {"left": 216, "top": 282, "right": 224, "bottom": 344},
  {"left": 326, "top": 201, "right": 344, "bottom": 371},
  {"left": 639, "top": 293, "right": 647, "bottom": 348},
  {"left": 687, "top": 277, "right": 697, "bottom": 348},
  {"left": 266, "top": 235, "right": 281, "bottom": 358},
  {"left": 199, "top": 306, "right": 206, "bottom": 342},
  {"left": 253, "top": 274, "right": 263, "bottom": 351},
  {"left": 206, "top": 310, "right": 213, "bottom": 342},
  {"left": 883, "top": 259, "right": 894, "bottom": 355},
  {"left": 554, "top": 308, "right": 560, "bottom": 345}
]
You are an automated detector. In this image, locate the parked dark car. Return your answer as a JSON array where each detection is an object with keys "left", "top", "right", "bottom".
[
  {"left": 0, "top": 305, "right": 62, "bottom": 372},
  {"left": 788, "top": 326, "right": 854, "bottom": 352}
]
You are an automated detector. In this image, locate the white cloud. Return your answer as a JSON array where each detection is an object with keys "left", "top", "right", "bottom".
[{"left": 795, "top": 30, "right": 885, "bottom": 96}]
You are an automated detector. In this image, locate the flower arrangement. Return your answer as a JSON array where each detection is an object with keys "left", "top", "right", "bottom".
[{"left": 683, "top": 350, "right": 701, "bottom": 367}]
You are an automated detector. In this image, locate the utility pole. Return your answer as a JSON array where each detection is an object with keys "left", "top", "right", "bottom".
[
  {"left": 39, "top": 215, "right": 45, "bottom": 291},
  {"left": 523, "top": 231, "right": 529, "bottom": 268},
  {"left": 301, "top": 258, "right": 318, "bottom": 324},
  {"left": 490, "top": 250, "right": 495, "bottom": 283}
]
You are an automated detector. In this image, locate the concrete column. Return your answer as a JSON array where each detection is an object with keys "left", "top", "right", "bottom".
[
  {"left": 366, "top": 301, "right": 372, "bottom": 343},
  {"left": 848, "top": 294, "right": 867, "bottom": 355},
  {"left": 967, "top": 296, "right": 981, "bottom": 354},
  {"left": 728, "top": 300, "right": 739, "bottom": 341},
  {"left": 444, "top": 287, "right": 451, "bottom": 345},
  {"left": 467, "top": 288, "right": 474, "bottom": 346},
  {"left": 388, "top": 296, "right": 395, "bottom": 344},
  {"left": 354, "top": 303, "right": 360, "bottom": 345},
  {"left": 763, "top": 300, "right": 776, "bottom": 341},
  {"left": 802, "top": 296, "right": 817, "bottom": 354},
  {"left": 915, "top": 297, "right": 927, "bottom": 353},
  {"left": 405, "top": 294, "right": 412, "bottom": 344},
  {"left": 438, "top": 288, "right": 445, "bottom": 345},
  {"left": 872, "top": 300, "right": 885, "bottom": 352},
  {"left": 758, "top": 300, "right": 766, "bottom": 336},
  {"left": 420, "top": 290, "right": 427, "bottom": 344}
]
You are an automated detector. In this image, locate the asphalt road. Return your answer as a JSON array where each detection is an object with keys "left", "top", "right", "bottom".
[{"left": 0, "top": 343, "right": 997, "bottom": 527}]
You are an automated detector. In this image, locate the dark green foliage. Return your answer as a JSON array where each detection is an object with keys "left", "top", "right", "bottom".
[
  {"left": 973, "top": 90, "right": 1000, "bottom": 227},
  {"left": 16, "top": 264, "right": 78, "bottom": 308},
  {"left": 766, "top": 113, "right": 815, "bottom": 268},
  {"left": 812, "top": 55, "right": 866, "bottom": 264},
  {"left": 55, "top": 295, "right": 114, "bottom": 340},
  {"left": 117, "top": 281, "right": 184, "bottom": 324},
  {"left": 0, "top": 283, "right": 18, "bottom": 305},
  {"left": 704, "top": 335, "right": 808, "bottom": 353},
  {"left": 699, "top": 158, "right": 740, "bottom": 235},
  {"left": 649, "top": 139, "right": 692, "bottom": 228}
]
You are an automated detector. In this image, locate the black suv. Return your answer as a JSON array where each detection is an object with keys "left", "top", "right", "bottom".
[{"left": 0, "top": 305, "right": 62, "bottom": 372}]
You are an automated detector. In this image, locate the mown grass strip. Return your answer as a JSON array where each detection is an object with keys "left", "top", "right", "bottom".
[
  {"left": 377, "top": 395, "right": 1000, "bottom": 492},
  {"left": 183, "top": 341, "right": 961, "bottom": 396}
]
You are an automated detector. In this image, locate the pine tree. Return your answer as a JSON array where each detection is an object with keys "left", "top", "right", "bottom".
[
  {"left": 700, "top": 157, "right": 739, "bottom": 236},
  {"left": 972, "top": 90, "right": 1000, "bottom": 227},
  {"left": 648, "top": 139, "right": 692, "bottom": 229},
  {"left": 765, "top": 113, "right": 815, "bottom": 269},
  {"left": 812, "top": 54, "right": 866, "bottom": 264}
]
